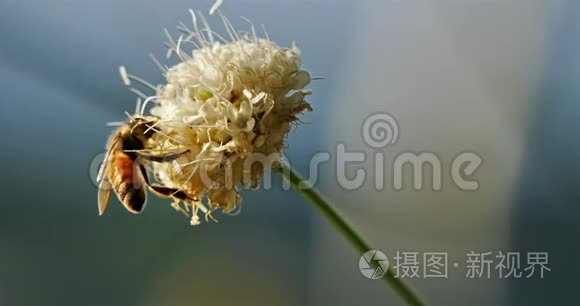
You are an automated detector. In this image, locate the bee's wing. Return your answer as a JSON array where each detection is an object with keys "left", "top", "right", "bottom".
[
  {"left": 97, "top": 137, "right": 119, "bottom": 215},
  {"left": 98, "top": 178, "right": 112, "bottom": 216},
  {"left": 97, "top": 137, "right": 119, "bottom": 183}
]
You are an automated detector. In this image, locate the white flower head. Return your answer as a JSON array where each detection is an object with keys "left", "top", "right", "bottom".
[{"left": 124, "top": 7, "right": 312, "bottom": 225}]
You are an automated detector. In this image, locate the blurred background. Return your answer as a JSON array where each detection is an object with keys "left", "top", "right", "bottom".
[{"left": 0, "top": 0, "right": 578, "bottom": 305}]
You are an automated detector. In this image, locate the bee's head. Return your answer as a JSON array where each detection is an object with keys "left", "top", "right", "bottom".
[{"left": 128, "top": 115, "right": 158, "bottom": 138}]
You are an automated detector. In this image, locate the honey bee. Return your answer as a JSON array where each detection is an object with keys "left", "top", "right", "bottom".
[{"left": 97, "top": 116, "right": 192, "bottom": 215}]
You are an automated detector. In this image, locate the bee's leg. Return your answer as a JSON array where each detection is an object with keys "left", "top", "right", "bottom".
[
  {"left": 138, "top": 162, "right": 197, "bottom": 202},
  {"left": 135, "top": 149, "right": 190, "bottom": 163},
  {"left": 148, "top": 184, "right": 198, "bottom": 202},
  {"left": 138, "top": 164, "right": 151, "bottom": 185}
]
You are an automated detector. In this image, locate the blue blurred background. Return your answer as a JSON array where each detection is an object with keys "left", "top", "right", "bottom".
[{"left": 0, "top": 0, "right": 577, "bottom": 305}]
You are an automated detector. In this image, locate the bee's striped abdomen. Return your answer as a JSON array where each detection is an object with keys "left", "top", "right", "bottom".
[{"left": 110, "top": 153, "right": 146, "bottom": 213}]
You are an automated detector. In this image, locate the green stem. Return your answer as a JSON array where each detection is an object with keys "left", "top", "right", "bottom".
[{"left": 276, "top": 163, "right": 425, "bottom": 306}]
